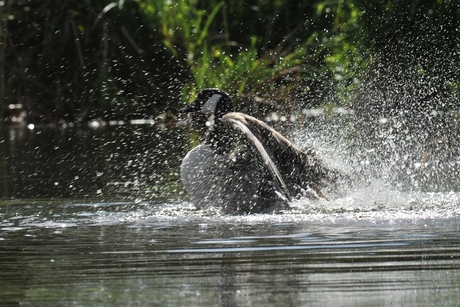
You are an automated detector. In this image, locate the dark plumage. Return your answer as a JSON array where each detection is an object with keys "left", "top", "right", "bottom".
[{"left": 180, "top": 89, "right": 339, "bottom": 214}]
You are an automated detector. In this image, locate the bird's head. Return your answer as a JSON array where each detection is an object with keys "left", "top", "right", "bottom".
[{"left": 180, "top": 89, "right": 234, "bottom": 119}]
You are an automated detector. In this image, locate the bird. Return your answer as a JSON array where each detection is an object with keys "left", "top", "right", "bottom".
[{"left": 179, "top": 88, "right": 340, "bottom": 214}]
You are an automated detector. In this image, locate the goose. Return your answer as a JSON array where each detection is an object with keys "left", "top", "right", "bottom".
[{"left": 180, "top": 88, "right": 339, "bottom": 214}]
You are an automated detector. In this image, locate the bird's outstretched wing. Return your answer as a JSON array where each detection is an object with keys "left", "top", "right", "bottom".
[{"left": 222, "top": 113, "right": 293, "bottom": 201}]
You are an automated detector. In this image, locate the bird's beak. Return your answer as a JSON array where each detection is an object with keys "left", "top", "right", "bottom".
[
  {"left": 178, "top": 100, "right": 202, "bottom": 127},
  {"left": 179, "top": 100, "right": 200, "bottom": 114}
]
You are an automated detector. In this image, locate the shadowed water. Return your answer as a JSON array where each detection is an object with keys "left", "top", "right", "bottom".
[{"left": 1, "top": 123, "right": 460, "bottom": 306}]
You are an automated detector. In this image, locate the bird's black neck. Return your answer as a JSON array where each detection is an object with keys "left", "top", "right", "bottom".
[{"left": 205, "top": 119, "right": 233, "bottom": 154}]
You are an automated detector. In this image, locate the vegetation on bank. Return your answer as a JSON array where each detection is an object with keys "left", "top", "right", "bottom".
[{"left": 1, "top": 0, "right": 459, "bottom": 124}]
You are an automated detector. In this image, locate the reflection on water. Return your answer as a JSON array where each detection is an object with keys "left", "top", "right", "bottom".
[{"left": 1, "top": 124, "right": 460, "bottom": 306}]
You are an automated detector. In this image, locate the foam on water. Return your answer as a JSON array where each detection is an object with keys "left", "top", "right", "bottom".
[{"left": 2, "top": 187, "right": 459, "bottom": 232}]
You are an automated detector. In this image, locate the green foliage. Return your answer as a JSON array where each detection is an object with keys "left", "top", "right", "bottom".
[
  {"left": 1, "top": 0, "right": 458, "bottom": 123},
  {"left": 158, "top": 0, "right": 223, "bottom": 61},
  {"left": 182, "top": 33, "right": 325, "bottom": 102},
  {"left": 146, "top": 0, "right": 331, "bottom": 108}
]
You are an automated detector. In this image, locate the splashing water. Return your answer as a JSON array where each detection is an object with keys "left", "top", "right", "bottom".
[
  {"left": 1, "top": 98, "right": 459, "bottom": 222},
  {"left": 285, "top": 100, "right": 460, "bottom": 220}
]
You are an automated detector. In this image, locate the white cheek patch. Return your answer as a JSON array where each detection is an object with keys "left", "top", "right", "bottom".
[{"left": 201, "top": 94, "right": 222, "bottom": 114}]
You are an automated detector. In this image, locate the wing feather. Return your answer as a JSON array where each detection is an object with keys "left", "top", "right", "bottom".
[{"left": 222, "top": 114, "right": 292, "bottom": 201}]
